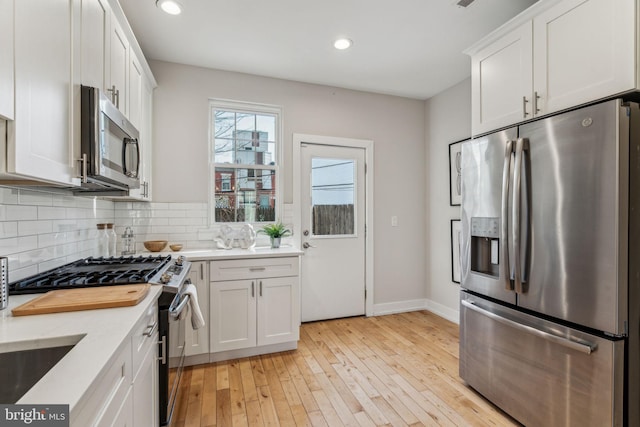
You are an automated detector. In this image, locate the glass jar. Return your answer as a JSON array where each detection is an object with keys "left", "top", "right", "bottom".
[
  {"left": 106, "top": 223, "right": 117, "bottom": 257},
  {"left": 96, "top": 224, "right": 109, "bottom": 258},
  {"left": 121, "top": 226, "right": 136, "bottom": 255}
]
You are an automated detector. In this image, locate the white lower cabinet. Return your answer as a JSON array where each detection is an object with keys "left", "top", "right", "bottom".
[
  {"left": 132, "top": 340, "right": 158, "bottom": 427},
  {"left": 185, "top": 261, "right": 209, "bottom": 357},
  {"left": 210, "top": 257, "right": 300, "bottom": 357},
  {"left": 72, "top": 300, "right": 158, "bottom": 427}
]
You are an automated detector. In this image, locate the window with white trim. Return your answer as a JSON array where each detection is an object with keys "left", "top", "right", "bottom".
[{"left": 210, "top": 100, "right": 281, "bottom": 224}]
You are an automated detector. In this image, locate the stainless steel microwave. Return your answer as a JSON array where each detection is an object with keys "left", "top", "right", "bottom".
[{"left": 80, "top": 85, "right": 140, "bottom": 191}]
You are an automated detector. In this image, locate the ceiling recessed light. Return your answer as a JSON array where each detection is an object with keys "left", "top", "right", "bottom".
[
  {"left": 156, "top": 0, "right": 183, "bottom": 15},
  {"left": 334, "top": 38, "right": 353, "bottom": 50}
]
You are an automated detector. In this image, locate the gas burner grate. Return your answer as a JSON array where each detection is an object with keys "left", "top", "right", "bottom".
[{"left": 9, "top": 255, "right": 173, "bottom": 294}]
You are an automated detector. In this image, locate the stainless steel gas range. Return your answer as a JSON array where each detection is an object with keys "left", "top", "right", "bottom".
[{"left": 9, "top": 254, "right": 193, "bottom": 427}]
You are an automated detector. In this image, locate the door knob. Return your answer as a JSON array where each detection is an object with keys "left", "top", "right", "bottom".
[{"left": 303, "top": 242, "right": 312, "bottom": 249}]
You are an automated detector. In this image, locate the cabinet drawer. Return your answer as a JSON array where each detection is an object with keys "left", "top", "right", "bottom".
[
  {"left": 211, "top": 257, "right": 299, "bottom": 281},
  {"left": 132, "top": 301, "right": 158, "bottom": 380}
]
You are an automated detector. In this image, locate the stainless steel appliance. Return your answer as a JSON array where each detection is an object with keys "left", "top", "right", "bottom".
[
  {"left": 79, "top": 85, "right": 140, "bottom": 193},
  {"left": 460, "top": 99, "right": 640, "bottom": 427},
  {"left": 9, "top": 254, "right": 193, "bottom": 427}
]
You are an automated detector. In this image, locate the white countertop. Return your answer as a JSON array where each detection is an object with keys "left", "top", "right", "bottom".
[
  {"left": 150, "top": 245, "right": 303, "bottom": 260},
  {"left": 0, "top": 286, "right": 163, "bottom": 414}
]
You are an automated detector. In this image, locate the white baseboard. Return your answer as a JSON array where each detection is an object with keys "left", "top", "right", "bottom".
[
  {"left": 425, "top": 299, "right": 459, "bottom": 324},
  {"left": 372, "top": 298, "right": 460, "bottom": 324},
  {"left": 372, "top": 299, "right": 428, "bottom": 316}
]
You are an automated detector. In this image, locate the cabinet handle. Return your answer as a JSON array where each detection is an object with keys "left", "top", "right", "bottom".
[
  {"left": 260, "top": 281, "right": 263, "bottom": 297},
  {"left": 533, "top": 91, "right": 541, "bottom": 114},
  {"left": 251, "top": 281, "right": 255, "bottom": 298},
  {"left": 107, "top": 85, "right": 117, "bottom": 105},
  {"left": 522, "top": 96, "right": 529, "bottom": 118},
  {"left": 200, "top": 263, "right": 204, "bottom": 280},
  {"left": 143, "top": 321, "right": 158, "bottom": 337},
  {"left": 249, "top": 267, "right": 266, "bottom": 272}
]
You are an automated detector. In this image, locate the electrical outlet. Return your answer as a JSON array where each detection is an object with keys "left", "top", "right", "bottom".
[{"left": 391, "top": 216, "right": 398, "bottom": 227}]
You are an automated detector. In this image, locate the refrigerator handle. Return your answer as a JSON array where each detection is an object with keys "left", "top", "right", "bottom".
[
  {"left": 461, "top": 299, "right": 597, "bottom": 355},
  {"left": 513, "top": 138, "right": 525, "bottom": 294},
  {"left": 501, "top": 140, "right": 514, "bottom": 291}
]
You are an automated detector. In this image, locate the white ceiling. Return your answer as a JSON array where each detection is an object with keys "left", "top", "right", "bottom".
[{"left": 119, "top": 0, "right": 537, "bottom": 100}]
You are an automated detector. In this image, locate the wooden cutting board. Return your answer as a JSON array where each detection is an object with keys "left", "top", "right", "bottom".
[{"left": 12, "top": 284, "right": 151, "bottom": 316}]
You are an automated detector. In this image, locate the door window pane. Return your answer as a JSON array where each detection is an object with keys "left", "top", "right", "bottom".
[{"left": 311, "top": 158, "right": 355, "bottom": 236}]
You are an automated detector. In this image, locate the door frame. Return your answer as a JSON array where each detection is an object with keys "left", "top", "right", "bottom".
[{"left": 293, "top": 133, "right": 374, "bottom": 317}]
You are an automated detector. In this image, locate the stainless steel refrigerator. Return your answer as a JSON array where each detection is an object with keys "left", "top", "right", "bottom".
[{"left": 459, "top": 98, "right": 640, "bottom": 427}]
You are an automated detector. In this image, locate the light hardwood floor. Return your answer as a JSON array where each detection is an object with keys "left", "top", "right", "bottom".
[{"left": 170, "top": 310, "right": 519, "bottom": 427}]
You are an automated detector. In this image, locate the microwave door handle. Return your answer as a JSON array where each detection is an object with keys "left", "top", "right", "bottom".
[
  {"left": 122, "top": 138, "right": 140, "bottom": 178},
  {"left": 501, "top": 139, "right": 514, "bottom": 291}
]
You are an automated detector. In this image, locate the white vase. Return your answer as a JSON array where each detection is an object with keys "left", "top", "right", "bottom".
[{"left": 270, "top": 237, "right": 281, "bottom": 248}]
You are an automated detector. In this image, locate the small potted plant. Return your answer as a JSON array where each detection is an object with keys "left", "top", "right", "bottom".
[{"left": 259, "top": 222, "right": 291, "bottom": 248}]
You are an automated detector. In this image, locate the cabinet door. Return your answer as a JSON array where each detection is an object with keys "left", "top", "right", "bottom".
[
  {"left": 210, "top": 280, "right": 256, "bottom": 352},
  {"left": 0, "top": 0, "right": 14, "bottom": 120},
  {"left": 186, "top": 262, "right": 209, "bottom": 356},
  {"left": 102, "top": 387, "right": 133, "bottom": 427},
  {"left": 109, "top": 16, "right": 128, "bottom": 114},
  {"left": 132, "top": 339, "right": 158, "bottom": 427},
  {"left": 128, "top": 52, "right": 143, "bottom": 129},
  {"left": 81, "top": 0, "right": 110, "bottom": 90},
  {"left": 11, "top": 0, "right": 79, "bottom": 186},
  {"left": 533, "top": 0, "right": 635, "bottom": 115},
  {"left": 127, "top": 76, "right": 153, "bottom": 200},
  {"left": 471, "top": 22, "right": 533, "bottom": 136},
  {"left": 257, "top": 277, "right": 300, "bottom": 346}
]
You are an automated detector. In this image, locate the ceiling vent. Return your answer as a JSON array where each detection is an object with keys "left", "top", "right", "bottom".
[{"left": 456, "top": 0, "right": 476, "bottom": 7}]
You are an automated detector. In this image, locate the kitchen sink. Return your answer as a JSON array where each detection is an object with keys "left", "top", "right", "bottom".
[{"left": 0, "top": 335, "right": 84, "bottom": 403}]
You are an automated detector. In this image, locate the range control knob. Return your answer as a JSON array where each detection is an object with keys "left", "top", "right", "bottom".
[
  {"left": 175, "top": 256, "right": 185, "bottom": 266},
  {"left": 160, "top": 273, "right": 172, "bottom": 284}
]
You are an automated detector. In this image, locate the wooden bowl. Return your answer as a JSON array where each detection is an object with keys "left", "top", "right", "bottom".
[
  {"left": 169, "top": 244, "right": 183, "bottom": 252},
  {"left": 144, "top": 240, "right": 168, "bottom": 252}
]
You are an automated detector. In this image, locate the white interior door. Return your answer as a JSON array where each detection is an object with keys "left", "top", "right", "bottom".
[{"left": 300, "top": 143, "right": 366, "bottom": 322}]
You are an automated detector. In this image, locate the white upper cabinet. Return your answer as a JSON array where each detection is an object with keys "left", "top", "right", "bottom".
[
  {"left": 128, "top": 52, "right": 143, "bottom": 129},
  {"left": 81, "top": 0, "right": 110, "bottom": 91},
  {"left": 2, "top": 0, "right": 155, "bottom": 189},
  {"left": 125, "top": 63, "right": 153, "bottom": 201},
  {"left": 9, "top": 0, "right": 80, "bottom": 186},
  {"left": 468, "top": 0, "right": 637, "bottom": 136},
  {"left": 108, "top": 16, "right": 129, "bottom": 115},
  {"left": 470, "top": 22, "right": 533, "bottom": 135},
  {"left": 0, "top": 0, "right": 14, "bottom": 120},
  {"left": 533, "top": 0, "right": 635, "bottom": 114}
]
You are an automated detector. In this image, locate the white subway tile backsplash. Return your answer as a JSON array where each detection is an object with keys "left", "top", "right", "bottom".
[
  {"left": 0, "top": 222, "right": 18, "bottom": 238},
  {"left": 18, "top": 189, "right": 53, "bottom": 206},
  {"left": 0, "top": 187, "right": 18, "bottom": 204},
  {"left": 38, "top": 206, "right": 67, "bottom": 220},
  {"left": 19, "top": 220, "right": 53, "bottom": 237},
  {"left": 6, "top": 205, "right": 38, "bottom": 221},
  {"left": 1, "top": 186, "right": 294, "bottom": 278}
]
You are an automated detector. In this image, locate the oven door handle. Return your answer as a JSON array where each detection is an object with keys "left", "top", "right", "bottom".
[{"left": 169, "top": 293, "right": 190, "bottom": 319}]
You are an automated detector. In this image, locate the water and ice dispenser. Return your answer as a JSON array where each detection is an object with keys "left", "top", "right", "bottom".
[{"left": 470, "top": 217, "right": 500, "bottom": 278}]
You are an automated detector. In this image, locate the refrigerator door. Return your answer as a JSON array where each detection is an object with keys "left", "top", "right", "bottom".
[
  {"left": 461, "top": 128, "right": 517, "bottom": 304},
  {"left": 460, "top": 292, "right": 624, "bottom": 427},
  {"left": 518, "top": 99, "right": 629, "bottom": 335}
]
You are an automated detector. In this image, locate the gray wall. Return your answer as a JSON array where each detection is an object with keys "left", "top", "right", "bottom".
[
  {"left": 150, "top": 60, "right": 427, "bottom": 306},
  {"left": 424, "top": 78, "right": 471, "bottom": 321}
]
